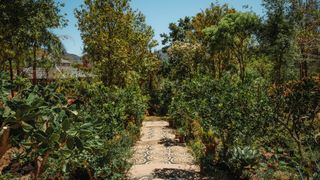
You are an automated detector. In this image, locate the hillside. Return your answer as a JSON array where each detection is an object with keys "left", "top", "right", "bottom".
[{"left": 63, "top": 53, "right": 82, "bottom": 64}]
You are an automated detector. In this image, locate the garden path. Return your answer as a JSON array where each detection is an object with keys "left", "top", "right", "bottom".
[{"left": 127, "top": 116, "right": 200, "bottom": 180}]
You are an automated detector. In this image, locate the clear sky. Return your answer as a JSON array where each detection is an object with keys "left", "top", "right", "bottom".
[{"left": 53, "top": 0, "right": 263, "bottom": 56}]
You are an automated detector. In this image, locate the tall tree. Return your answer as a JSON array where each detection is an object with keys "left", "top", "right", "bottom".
[
  {"left": 291, "top": 0, "right": 320, "bottom": 79},
  {"left": 160, "top": 17, "right": 193, "bottom": 51},
  {"left": 192, "top": 4, "right": 236, "bottom": 78},
  {"left": 167, "top": 41, "right": 204, "bottom": 81},
  {"left": 76, "top": 0, "right": 158, "bottom": 87},
  {"left": 0, "top": 0, "right": 66, "bottom": 85},
  {"left": 260, "top": 0, "right": 297, "bottom": 84},
  {"left": 205, "top": 12, "right": 260, "bottom": 81},
  {"left": 0, "top": 0, "right": 31, "bottom": 96},
  {"left": 27, "top": 0, "right": 66, "bottom": 84},
  {"left": 161, "top": 3, "right": 237, "bottom": 79},
  {"left": 192, "top": 3, "right": 236, "bottom": 41}
]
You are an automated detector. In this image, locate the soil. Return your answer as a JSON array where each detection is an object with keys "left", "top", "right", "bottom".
[
  {"left": 0, "top": 148, "right": 32, "bottom": 179},
  {"left": 0, "top": 148, "right": 18, "bottom": 173}
]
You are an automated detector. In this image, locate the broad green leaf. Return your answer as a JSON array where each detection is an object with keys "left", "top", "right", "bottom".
[
  {"left": 75, "top": 137, "right": 83, "bottom": 150},
  {"left": 62, "top": 118, "right": 70, "bottom": 131},
  {"left": 66, "top": 136, "right": 75, "bottom": 150},
  {"left": 26, "top": 93, "right": 38, "bottom": 105},
  {"left": 50, "top": 133, "right": 60, "bottom": 143},
  {"left": 61, "top": 149, "right": 73, "bottom": 158},
  {"left": 21, "top": 121, "right": 33, "bottom": 132},
  {"left": 80, "top": 123, "right": 92, "bottom": 129},
  {"left": 46, "top": 127, "right": 54, "bottom": 136},
  {"left": 70, "top": 110, "right": 78, "bottom": 116},
  {"left": 80, "top": 129, "right": 91, "bottom": 136},
  {"left": 57, "top": 110, "right": 66, "bottom": 121},
  {"left": 3, "top": 106, "right": 12, "bottom": 117},
  {"left": 34, "top": 132, "right": 47, "bottom": 143}
]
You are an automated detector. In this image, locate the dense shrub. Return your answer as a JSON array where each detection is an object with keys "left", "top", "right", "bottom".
[
  {"left": 148, "top": 78, "right": 174, "bottom": 115},
  {"left": 168, "top": 74, "right": 319, "bottom": 179},
  {"left": 0, "top": 73, "right": 148, "bottom": 179},
  {"left": 268, "top": 77, "right": 320, "bottom": 178}
]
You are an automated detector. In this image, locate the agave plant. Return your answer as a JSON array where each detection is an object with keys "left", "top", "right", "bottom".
[
  {"left": 228, "top": 146, "right": 260, "bottom": 178},
  {"left": 230, "top": 146, "right": 260, "bottom": 165}
]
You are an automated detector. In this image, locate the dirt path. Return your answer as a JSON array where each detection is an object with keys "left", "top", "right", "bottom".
[{"left": 128, "top": 116, "right": 200, "bottom": 180}]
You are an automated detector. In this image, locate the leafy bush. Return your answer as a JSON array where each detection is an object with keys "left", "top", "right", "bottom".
[
  {"left": 268, "top": 78, "right": 320, "bottom": 177},
  {"left": 47, "top": 81, "right": 148, "bottom": 179},
  {"left": 169, "top": 73, "right": 272, "bottom": 145},
  {"left": 0, "top": 74, "right": 148, "bottom": 179},
  {"left": 1, "top": 83, "right": 79, "bottom": 178},
  {"left": 167, "top": 74, "right": 320, "bottom": 178},
  {"left": 148, "top": 78, "right": 175, "bottom": 115}
]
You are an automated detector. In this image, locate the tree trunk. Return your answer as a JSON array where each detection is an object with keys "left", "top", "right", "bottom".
[
  {"left": 16, "top": 57, "right": 21, "bottom": 76},
  {"left": 274, "top": 54, "right": 283, "bottom": 85},
  {"left": 210, "top": 53, "right": 216, "bottom": 79},
  {"left": 299, "top": 48, "right": 308, "bottom": 79},
  {"left": 15, "top": 50, "right": 22, "bottom": 77},
  {"left": 239, "top": 60, "right": 245, "bottom": 82},
  {"left": 218, "top": 58, "right": 222, "bottom": 79},
  {"left": 9, "top": 58, "right": 14, "bottom": 98},
  {"left": 300, "top": 60, "right": 308, "bottom": 80},
  {"left": 0, "top": 127, "right": 10, "bottom": 159},
  {"left": 32, "top": 45, "right": 37, "bottom": 85},
  {"left": 236, "top": 38, "right": 246, "bottom": 82}
]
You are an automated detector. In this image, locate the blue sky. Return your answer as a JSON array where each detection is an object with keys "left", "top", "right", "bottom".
[{"left": 53, "top": 0, "right": 263, "bottom": 56}]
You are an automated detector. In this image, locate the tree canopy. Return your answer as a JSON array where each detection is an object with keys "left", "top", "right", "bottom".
[{"left": 76, "top": 0, "right": 159, "bottom": 87}]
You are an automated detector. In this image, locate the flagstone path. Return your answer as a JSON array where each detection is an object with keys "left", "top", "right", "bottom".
[{"left": 127, "top": 116, "right": 200, "bottom": 180}]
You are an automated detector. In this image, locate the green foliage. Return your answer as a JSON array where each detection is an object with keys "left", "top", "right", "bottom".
[
  {"left": 1, "top": 0, "right": 319, "bottom": 179},
  {"left": 259, "top": 0, "right": 298, "bottom": 84},
  {"left": 169, "top": 74, "right": 273, "bottom": 145},
  {"left": 48, "top": 79, "right": 148, "bottom": 179},
  {"left": 204, "top": 12, "right": 260, "bottom": 81},
  {"left": 166, "top": 41, "right": 205, "bottom": 81},
  {"left": 167, "top": 73, "right": 319, "bottom": 178},
  {"left": 0, "top": 73, "right": 148, "bottom": 179},
  {"left": 228, "top": 146, "right": 260, "bottom": 178},
  {"left": 0, "top": 0, "right": 66, "bottom": 80},
  {"left": 0, "top": 78, "right": 79, "bottom": 178},
  {"left": 148, "top": 78, "right": 175, "bottom": 115},
  {"left": 268, "top": 78, "right": 320, "bottom": 177},
  {"left": 76, "top": 0, "right": 159, "bottom": 87},
  {"left": 204, "top": 12, "right": 260, "bottom": 50},
  {"left": 160, "top": 16, "right": 193, "bottom": 50},
  {"left": 159, "top": 3, "right": 319, "bottom": 178}
]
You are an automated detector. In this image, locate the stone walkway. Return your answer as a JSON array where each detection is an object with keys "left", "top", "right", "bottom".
[{"left": 128, "top": 116, "right": 200, "bottom": 180}]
